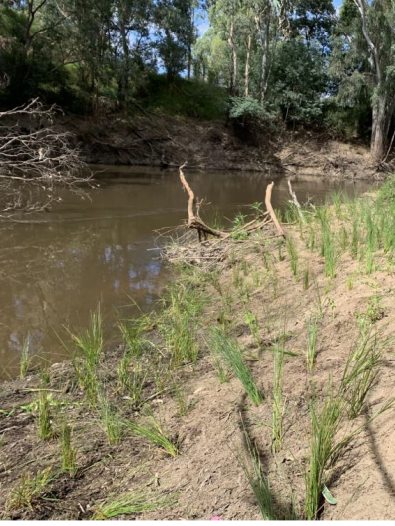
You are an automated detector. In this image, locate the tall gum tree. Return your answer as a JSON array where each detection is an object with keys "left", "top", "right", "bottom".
[{"left": 352, "top": 0, "right": 395, "bottom": 161}]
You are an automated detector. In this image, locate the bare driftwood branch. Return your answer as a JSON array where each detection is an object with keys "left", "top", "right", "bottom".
[
  {"left": 179, "top": 161, "right": 225, "bottom": 240},
  {"left": 0, "top": 98, "right": 91, "bottom": 217},
  {"left": 287, "top": 179, "right": 306, "bottom": 224},
  {"left": 265, "top": 181, "right": 286, "bottom": 238},
  {"left": 165, "top": 163, "right": 285, "bottom": 268}
]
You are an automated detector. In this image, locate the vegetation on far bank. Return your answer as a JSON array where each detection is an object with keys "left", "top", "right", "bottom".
[
  {"left": 1, "top": 1, "right": 395, "bottom": 162},
  {"left": 2, "top": 177, "right": 395, "bottom": 519}
]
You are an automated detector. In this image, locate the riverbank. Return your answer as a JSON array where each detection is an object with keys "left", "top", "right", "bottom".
[
  {"left": 2, "top": 182, "right": 395, "bottom": 519},
  {"left": 63, "top": 112, "right": 381, "bottom": 180}
]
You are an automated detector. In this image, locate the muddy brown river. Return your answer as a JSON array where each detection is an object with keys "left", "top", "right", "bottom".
[{"left": 0, "top": 166, "right": 371, "bottom": 379}]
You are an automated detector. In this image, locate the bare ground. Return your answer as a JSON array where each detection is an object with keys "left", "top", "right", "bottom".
[{"left": 1, "top": 195, "right": 395, "bottom": 519}]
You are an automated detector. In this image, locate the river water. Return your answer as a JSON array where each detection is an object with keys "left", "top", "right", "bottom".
[{"left": 0, "top": 166, "right": 371, "bottom": 379}]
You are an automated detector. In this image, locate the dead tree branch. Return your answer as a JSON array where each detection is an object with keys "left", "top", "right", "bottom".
[
  {"left": 265, "top": 182, "right": 286, "bottom": 238},
  {"left": 179, "top": 162, "right": 225, "bottom": 240},
  {"left": 166, "top": 163, "right": 285, "bottom": 267},
  {"left": 0, "top": 98, "right": 91, "bottom": 217},
  {"left": 287, "top": 179, "right": 306, "bottom": 224}
]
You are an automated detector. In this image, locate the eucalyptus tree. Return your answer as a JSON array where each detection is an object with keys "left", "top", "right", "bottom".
[{"left": 332, "top": 0, "right": 395, "bottom": 161}]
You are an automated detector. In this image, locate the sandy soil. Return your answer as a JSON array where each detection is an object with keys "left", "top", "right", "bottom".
[{"left": 1, "top": 194, "right": 395, "bottom": 519}]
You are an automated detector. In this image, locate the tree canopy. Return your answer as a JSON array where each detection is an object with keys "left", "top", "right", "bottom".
[{"left": 1, "top": 0, "right": 395, "bottom": 161}]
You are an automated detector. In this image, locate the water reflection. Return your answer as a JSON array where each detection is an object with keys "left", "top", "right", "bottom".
[{"left": 0, "top": 167, "right": 371, "bottom": 378}]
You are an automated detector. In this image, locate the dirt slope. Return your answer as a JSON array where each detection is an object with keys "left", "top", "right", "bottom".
[
  {"left": 61, "top": 113, "right": 382, "bottom": 180},
  {"left": 1, "top": 192, "right": 395, "bottom": 519}
]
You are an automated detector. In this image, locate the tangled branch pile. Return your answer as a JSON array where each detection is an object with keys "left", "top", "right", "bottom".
[
  {"left": 161, "top": 162, "right": 286, "bottom": 268},
  {"left": 0, "top": 98, "right": 89, "bottom": 216}
]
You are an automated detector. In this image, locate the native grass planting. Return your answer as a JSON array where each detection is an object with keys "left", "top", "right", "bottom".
[{"left": 3, "top": 171, "right": 395, "bottom": 519}]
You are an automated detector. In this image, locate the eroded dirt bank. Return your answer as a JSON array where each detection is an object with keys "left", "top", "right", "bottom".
[
  {"left": 1, "top": 186, "right": 395, "bottom": 519},
  {"left": 62, "top": 113, "right": 381, "bottom": 180}
]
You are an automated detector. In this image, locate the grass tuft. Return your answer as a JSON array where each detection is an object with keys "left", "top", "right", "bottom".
[
  {"left": 124, "top": 415, "right": 179, "bottom": 457},
  {"left": 61, "top": 421, "right": 78, "bottom": 477},
  {"left": 93, "top": 491, "right": 173, "bottom": 519},
  {"left": 210, "top": 328, "right": 264, "bottom": 406}
]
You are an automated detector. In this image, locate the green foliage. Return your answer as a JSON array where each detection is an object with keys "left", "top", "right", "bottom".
[
  {"left": 125, "top": 415, "right": 179, "bottom": 457},
  {"left": 6, "top": 467, "right": 54, "bottom": 511},
  {"left": 93, "top": 492, "right": 173, "bottom": 519},
  {"left": 61, "top": 421, "right": 78, "bottom": 477},
  {"left": 210, "top": 328, "right": 264, "bottom": 406},
  {"left": 269, "top": 40, "right": 327, "bottom": 124}
]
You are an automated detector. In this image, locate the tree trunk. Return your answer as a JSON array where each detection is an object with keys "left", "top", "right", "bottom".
[
  {"left": 228, "top": 16, "right": 237, "bottom": 95},
  {"left": 244, "top": 34, "right": 252, "bottom": 98},
  {"left": 119, "top": 21, "right": 130, "bottom": 111},
  {"left": 371, "top": 93, "right": 390, "bottom": 161},
  {"left": 255, "top": 13, "right": 271, "bottom": 103}
]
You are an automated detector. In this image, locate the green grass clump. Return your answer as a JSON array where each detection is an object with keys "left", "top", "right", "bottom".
[
  {"left": 36, "top": 391, "right": 54, "bottom": 441},
  {"left": 93, "top": 491, "right": 173, "bottom": 520},
  {"left": 341, "top": 327, "right": 382, "bottom": 419},
  {"left": 318, "top": 209, "right": 336, "bottom": 278},
  {"left": 67, "top": 306, "right": 103, "bottom": 407},
  {"left": 210, "top": 328, "right": 263, "bottom": 406},
  {"left": 118, "top": 314, "right": 151, "bottom": 358},
  {"left": 99, "top": 395, "right": 124, "bottom": 445},
  {"left": 124, "top": 415, "right": 179, "bottom": 457},
  {"left": 306, "top": 318, "right": 318, "bottom": 371},
  {"left": 272, "top": 344, "right": 285, "bottom": 453},
  {"left": 305, "top": 388, "right": 344, "bottom": 520},
  {"left": 244, "top": 310, "right": 261, "bottom": 348},
  {"left": 6, "top": 467, "right": 54, "bottom": 511},
  {"left": 158, "top": 283, "right": 202, "bottom": 366},
  {"left": 286, "top": 236, "right": 298, "bottom": 279},
  {"left": 117, "top": 353, "right": 147, "bottom": 408},
  {"left": 61, "top": 421, "right": 78, "bottom": 477}
]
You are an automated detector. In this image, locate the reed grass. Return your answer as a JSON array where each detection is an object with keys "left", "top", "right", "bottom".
[
  {"left": 7, "top": 467, "right": 54, "bottom": 511},
  {"left": 117, "top": 354, "right": 147, "bottom": 408},
  {"left": 158, "top": 283, "right": 201, "bottom": 366},
  {"left": 272, "top": 344, "right": 285, "bottom": 453},
  {"left": 305, "top": 388, "right": 344, "bottom": 520},
  {"left": 319, "top": 214, "right": 336, "bottom": 278},
  {"left": 67, "top": 306, "right": 103, "bottom": 407},
  {"left": 99, "top": 394, "right": 124, "bottom": 445},
  {"left": 93, "top": 492, "right": 172, "bottom": 519},
  {"left": 341, "top": 328, "right": 382, "bottom": 419},
  {"left": 61, "top": 421, "right": 78, "bottom": 477},
  {"left": 286, "top": 236, "right": 298, "bottom": 279},
  {"left": 303, "top": 268, "right": 310, "bottom": 290},
  {"left": 36, "top": 391, "right": 54, "bottom": 441},
  {"left": 124, "top": 415, "right": 179, "bottom": 457},
  {"left": 244, "top": 310, "right": 261, "bottom": 348},
  {"left": 306, "top": 318, "right": 318, "bottom": 371},
  {"left": 210, "top": 328, "right": 263, "bottom": 406},
  {"left": 239, "top": 428, "right": 277, "bottom": 520}
]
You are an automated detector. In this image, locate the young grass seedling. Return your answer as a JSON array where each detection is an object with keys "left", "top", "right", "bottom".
[
  {"left": 67, "top": 305, "right": 103, "bottom": 407},
  {"left": 7, "top": 467, "right": 54, "bottom": 511},
  {"left": 37, "top": 391, "right": 54, "bottom": 441},
  {"left": 286, "top": 236, "right": 298, "bottom": 279},
  {"left": 210, "top": 328, "right": 263, "bottom": 406},
  {"left": 306, "top": 318, "right": 318, "bottom": 371},
  {"left": 272, "top": 343, "right": 286, "bottom": 453},
  {"left": 305, "top": 387, "right": 344, "bottom": 520},
  {"left": 125, "top": 415, "right": 179, "bottom": 457},
  {"left": 61, "top": 421, "right": 78, "bottom": 477},
  {"left": 93, "top": 492, "right": 173, "bottom": 519}
]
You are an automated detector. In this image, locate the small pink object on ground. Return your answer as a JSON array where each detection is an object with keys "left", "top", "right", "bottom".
[{"left": 211, "top": 516, "right": 223, "bottom": 521}]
